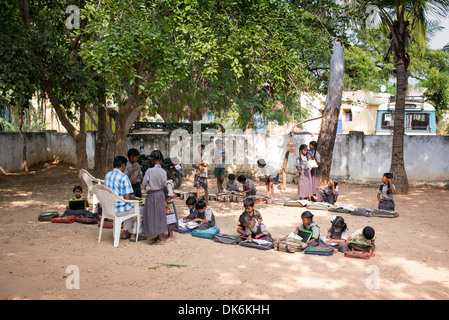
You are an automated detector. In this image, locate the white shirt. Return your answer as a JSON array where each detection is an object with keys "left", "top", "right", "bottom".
[{"left": 259, "top": 164, "right": 278, "bottom": 179}]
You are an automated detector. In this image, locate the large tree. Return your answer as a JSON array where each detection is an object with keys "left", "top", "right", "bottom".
[{"left": 357, "top": 0, "right": 449, "bottom": 193}]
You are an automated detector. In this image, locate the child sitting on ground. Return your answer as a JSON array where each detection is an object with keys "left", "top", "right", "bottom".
[
  {"left": 186, "top": 200, "right": 215, "bottom": 230},
  {"left": 225, "top": 174, "right": 240, "bottom": 192},
  {"left": 238, "top": 212, "right": 272, "bottom": 241},
  {"left": 237, "top": 174, "right": 257, "bottom": 196},
  {"left": 237, "top": 198, "right": 263, "bottom": 236},
  {"left": 61, "top": 185, "right": 97, "bottom": 219},
  {"left": 320, "top": 215, "right": 350, "bottom": 252},
  {"left": 316, "top": 178, "right": 339, "bottom": 204},
  {"left": 347, "top": 226, "right": 376, "bottom": 252},
  {"left": 274, "top": 211, "right": 320, "bottom": 247},
  {"left": 184, "top": 196, "right": 197, "bottom": 220},
  {"left": 377, "top": 172, "right": 396, "bottom": 211}
]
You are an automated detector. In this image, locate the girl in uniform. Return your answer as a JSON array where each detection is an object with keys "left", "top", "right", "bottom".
[
  {"left": 296, "top": 144, "right": 313, "bottom": 200},
  {"left": 142, "top": 150, "right": 168, "bottom": 244}
]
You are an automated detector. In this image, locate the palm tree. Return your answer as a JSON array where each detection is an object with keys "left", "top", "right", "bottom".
[{"left": 360, "top": 0, "right": 449, "bottom": 193}]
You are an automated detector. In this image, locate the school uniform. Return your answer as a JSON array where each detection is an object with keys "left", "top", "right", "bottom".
[
  {"left": 296, "top": 155, "right": 314, "bottom": 198},
  {"left": 226, "top": 180, "right": 240, "bottom": 191},
  {"left": 242, "top": 179, "right": 257, "bottom": 195},
  {"left": 309, "top": 150, "right": 321, "bottom": 192},
  {"left": 259, "top": 164, "right": 279, "bottom": 184},
  {"left": 320, "top": 226, "right": 349, "bottom": 252},
  {"left": 195, "top": 207, "right": 216, "bottom": 230},
  {"left": 317, "top": 185, "right": 339, "bottom": 204},
  {"left": 124, "top": 161, "right": 143, "bottom": 198},
  {"left": 377, "top": 183, "right": 396, "bottom": 210},
  {"left": 297, "top": 221, "right": 320, "bottom": 246},
  {"left": 244, "top": 220, "right": 272, "bottom": 241},
  {"left": 141, "top": 164, "right": 168, "bottom": 236},
  {"left": 165, "top": 179, "right": 179, "bottom": 230}
]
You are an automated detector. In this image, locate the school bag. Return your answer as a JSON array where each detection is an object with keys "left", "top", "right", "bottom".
[
  {"left": 166, "top": 202, "right": 177, "bottom": 224},
  {"left": 328, "top": 204, "right": 356, "bottom": 214},
  {"left": 371, "top": 209, "right": 399, "bottom": 218},
  {"left": 51, "top": 215, "right": 77, "bottom": 224},
  {"left": 173, "top": 227, "right": 193, "bottom": 234},
  {"left": 213, "top": 234, "right": 242, "bottom": 245},
  {"left": 344, "top": 251, "right": 375, "bottom": 260},
  {"left": 351, "top": 207, "right": 373, "bottom": 217},
  {"left": 239, "top": 239, "right": 274, "bottom": 250},
  {"left": 303, "top": 245, "right": 334, "bottom": 256},
  {"left": 191, "top": 226, "right": 220, "bottom": 239},
  {"left": 38, "top": 211, "right": 59, "bottom": 221},
  {"left": 246, "top": 195, "right": 267, "bottom": 203},
  {"left": 273, "top": 240, "right": 303, "bottom": 253},
  {"left": 307, "top": 202, "right": 336, "bottom": 210}
]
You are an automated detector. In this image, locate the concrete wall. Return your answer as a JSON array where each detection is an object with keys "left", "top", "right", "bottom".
[{"left": 1, "top": 131, "right": 448, "bottom": 185}]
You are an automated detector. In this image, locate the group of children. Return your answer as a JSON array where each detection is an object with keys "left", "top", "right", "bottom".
[
  {"left": 239, "top": 200, "right": 376, "bottom": 253},
  {"left": 64, "top": 138, "right": 397, "bottom": 250},
  {"left": 181, "top": 194, "right": 376, "bottom": 253}
]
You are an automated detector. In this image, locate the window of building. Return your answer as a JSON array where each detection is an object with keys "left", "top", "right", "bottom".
[
  {"left": 381, "top": 112, "right": 394, "bottom": 129},
  {"left": 344, "top": 109, "right": 352, "bottom": 121},
  {"left": 406, "top": 113, "right": 429, "bottom": 130}
]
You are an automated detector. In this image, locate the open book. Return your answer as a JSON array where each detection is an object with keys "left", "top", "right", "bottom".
[{"left": 320, "top": 236, "right": 338, "bottom": 247}]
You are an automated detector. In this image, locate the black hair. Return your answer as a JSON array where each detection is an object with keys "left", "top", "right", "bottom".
[
  {"left": 200, "top": 144, "right": 206, "bottom": 150},
  {"left": 331, "top": 216, "right": 347, "bottom": 232},
  {"left": 237, "top": 174, "right": 247, "bottom": 182},
  {"left": 301, "top": 210, "right": 314, "bottom": 220},
  {"left": 73, "top": 185, "right": 83, "bottom": 192},
  {"left": 299, "top": 144, "right": 308, "bottom": 152},
  {"left": 362, "top": 226, "right": 375, "bottom": 240},
  {"left": 228, "top": 174, "right": 236, "bottom": 180},
  {"left": 309, "top": 141, "right": 317, "bottom": 149},
  {"left": 150, "top": 150, "right": 164, "bottom": 161},
  {"left": 243, "top": 198, "right": 255, "bottom": 208},
  {"left": 127, "top": 148, "right": 140, "bottom": 158},
  {"left": 380, "top": 172, "right": 393, "bottom": 195},
  {"left": 113, "top": 155, "right": 128, "bottom": 168},
  {"left": 238, "top": 212, "right": 252, "bottom": 225},
  {"left": 195, "top": 199, "right": 207, "bottom": 210},
  {"left": 185, "top": 196, "right": 196, "bottom": 206},
  {"left": 331, "top": 178, "right": 338, "bottom": 187}
]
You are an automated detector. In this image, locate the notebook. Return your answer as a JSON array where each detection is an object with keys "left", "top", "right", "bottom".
[{"left": 68, "top": 199, "right": 87, "bottom": 210}]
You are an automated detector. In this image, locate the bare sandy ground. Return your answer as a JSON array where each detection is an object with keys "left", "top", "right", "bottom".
[{"left": 0, "top": 162, "right": 448, "bottom": 300}]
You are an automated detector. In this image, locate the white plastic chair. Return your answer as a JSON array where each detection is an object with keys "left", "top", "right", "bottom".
[
  {"left": 79, "top": 169, "right": 104, "bottom": 208},
  {"left": 93, "top": 184, "right": 140, "bottom": 247}
]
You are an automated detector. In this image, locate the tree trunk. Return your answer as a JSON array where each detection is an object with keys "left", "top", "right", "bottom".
[
  {"left": 390, "top": 54, "right": 409, "bottom": 194},
  {"left": 316, "top": 35, "right": 345, "bottom": 186},
  {"left": 74, "top": 104, "right": 88, "bottom": 173},
  {"left": 42, "top": 78, "right": 88, "bottom": 172},
  {"left": 94, "top": 102, "right": 116, "bottom": 178},
  {"left": 18, "top": 108, "right": 28, "bottom": 173}
]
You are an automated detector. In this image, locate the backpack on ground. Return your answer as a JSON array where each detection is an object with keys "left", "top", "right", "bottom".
[
  {"left": 273, "top": 240, "right": 304, "bottom": 253},
  {"left": 239, "top": 239, "right": 274, "bottom": 250},
  {"left": 371, "top": 209, "right": 399, "bottom": 218},
  {"left": 213, "top": 234, "right": 242, "bottom": 245},
  {"left": 303, "top": 245, "right": 334, "bottom": 256},
  {"left": 38, "top": 212, "right": 59, "bottom": 221},
  {"left": 191, "top": 226, "right": 220, "bottom": 239}
]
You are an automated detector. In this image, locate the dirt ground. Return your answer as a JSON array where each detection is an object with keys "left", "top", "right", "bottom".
[{"left": 0, "top": 162, "right": 449, "bottom": 300}]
